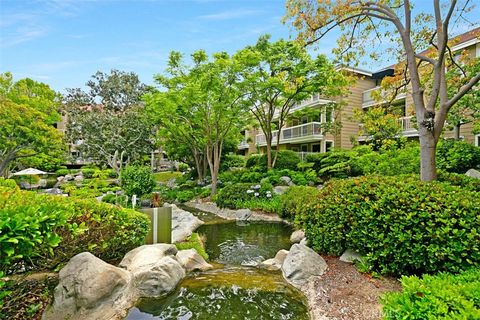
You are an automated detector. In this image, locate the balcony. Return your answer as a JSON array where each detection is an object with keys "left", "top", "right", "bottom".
[
  {"left": 272, "top": 94, "right": 332, "bottom": 119},
  {"left": 256, "top": 122, "right": 323, "bottom": 147},
  {"left": 238, "top": 140, "right": 250, "bottom": 150},
  {"left": 362, "top": 87, "right": 406, "bottom": 108},
  {"left": 397, "top": 116, "right": 418, "bottom": 136}
]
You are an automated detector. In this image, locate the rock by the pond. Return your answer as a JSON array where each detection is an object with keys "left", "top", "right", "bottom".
[
  {"left": 43, "top": 187, "right": 63, "bottom": 195},
  {"left": 74, "top": 175, "right": 84, "bottom": 182},
  {"left": 119, "top": 244, "right": 178, "bottom": 271},
  {"left": 273, "top": 186, "right": 289, "bottom": 195},
  {"left": 466, "top": 168, "right": 480, "bottom": 179},
  {"left": 259, "top": 249, "right": 289, "bottom": 271},
  {"left": 290, "top": 230, "right": 305, "bottom": 243},
  {"left": 282, "top": 244, "right": 327, "bottom": 288},
  {"left": 131, "top": 256, "right": 185, "bottom": 298},
  {"left": 165, "top": 203, "right": 204, "bottom": 243},
  {"left": 176, "top": 249, "right": 213, "bottom": 272},
  {"left": 236, "top": 208, "right": 253, "bottom": 221},
  {"left": 299, "top": 238, "right": 308, "bottom": 246},
  {"left": 339, "top": 249, "right": 364, "bottom": 264},
  {"left": 280, "top": 176, "right": 294, "bottom": 186},
  {"left": 44, "top": 252, "right": 134, "bottom": 320},
  {"left": 63, "top": 174, "right": 74, "bottom": 181}
]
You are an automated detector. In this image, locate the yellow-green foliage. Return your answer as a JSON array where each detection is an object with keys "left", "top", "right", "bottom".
[
  {"left": 154, "top": 171, "right": 182, "bottom": 183},
  {"left": 175, "top": 233, "right": 209, "bottom": 261},
  {"left": 382, "top": 268, "right": 480, "bottom": 319},
  {"left": 0, "top": 186, "right": 149, "bottom": 273}
]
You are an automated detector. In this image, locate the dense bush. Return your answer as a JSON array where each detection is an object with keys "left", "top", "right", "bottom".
[
  {"left": 176, "top": 190, "right": 196, "bottom": 203},
  {"left": 279, "top": 186, "right": 320, "bottom": 221},
  {"left": 437, "top": 139, "right": 480, "bottom": 173},
  {"left": 0, "top": 178, "right": 17, "bottom": 189},
  {"left": 246, "top": 151, "right": 301, "bottom": 171},
  {"left": 221, "top": 154, "right": 245, "bottom": 171},
  {"left": 81, "top": 168, "right": 96, "bottom": 178},
  {"left": 382, "top": 268, "right": 480, "bottom": 319},
  {"left": 356, "top": 143, "right": 420, "bottom": 176},
  {"left": 0, "top": 186, "right": 150, "bottom": 274},
  {"left": 437, "top": 171, "right": 480, "bottom": 192},
  {"left": 55, "top": 168, "right": 70, "bottom": 176},
  {"left": 121, "top": 165, "right": 156, "bottom": 197},
  {"left": 297, "top": 175, "right": 480, "bottom": 275},
  {"left": 215, "top": 182, "right": 273, "bottom": 209}
]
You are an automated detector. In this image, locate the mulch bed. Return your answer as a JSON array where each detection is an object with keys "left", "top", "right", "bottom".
[{"left": 312, "top": 257, "right": 401, "bottom": 320}]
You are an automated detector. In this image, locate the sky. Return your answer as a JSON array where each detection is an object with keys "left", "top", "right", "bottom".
[{"left": 0, "top": 0, "right": 478, "bottom": 93}]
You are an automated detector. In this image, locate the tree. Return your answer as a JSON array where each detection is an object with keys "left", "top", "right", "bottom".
[
  {"left": 64, "top": 70, "right": 153, "bottom": 174},
  {"left": 354, "top": 106, "right": 402, "bottom": 150},
  {"left": 285, "top": 0, "right": 480, "bottom": 181},
  {"left": 146, "top": 50, "right": 248, "bottom": 194},
  {"left": 0, "top": 73, "right": 64, "bottom": 176},
  {"left": 235, "top": 35, "right": 348, "bottom": 169}
]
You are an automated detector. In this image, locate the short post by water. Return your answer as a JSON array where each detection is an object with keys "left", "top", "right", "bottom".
[{"left": 141, "top": 206, "right": 172, "bottom": 244}]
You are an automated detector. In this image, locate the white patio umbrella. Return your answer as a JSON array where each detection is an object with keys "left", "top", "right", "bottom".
[{"left": 13, "top": 168, "right": 48, "bottom": 189}]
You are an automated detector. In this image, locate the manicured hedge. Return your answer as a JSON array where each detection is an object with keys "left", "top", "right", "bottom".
[
  {"left": 296, "top": 175, "right": 480, "bottom": 275},
  {"left": 437, "top": 139, "right": 480, "bottom": 173},
  {"left": 246, "top": 151, "right": 301, "bottom": 171},
  {"left": 0, "top": 185, "right": 149, "bottom": 274},
  {"left": 382, "top": 268, "right": 480, "bottom": 319},
  {"left": 279, "top": 186, "right": 320, "bottom": 221}
]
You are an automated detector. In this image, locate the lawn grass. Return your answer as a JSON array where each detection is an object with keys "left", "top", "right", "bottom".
[
  {"left": 154, "top": 171, "right": 182, "bottom": 183},
  {"left": 175, "top": 233, "right": 209, "bottom": 260}
]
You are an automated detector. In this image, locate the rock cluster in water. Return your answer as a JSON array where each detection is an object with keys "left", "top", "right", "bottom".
[{"left": 43, "top": 244, "right": 212, "bottom": 320}]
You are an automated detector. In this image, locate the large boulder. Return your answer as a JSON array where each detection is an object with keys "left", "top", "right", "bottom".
[
  {"left": 259, "top": 249, "right": 289, "bottom": 271},
  {"left": 131, "top": 256, "right": 185, "bottom": 298},
  {"left": 290, "top": 230, "right": 305, "bottom": 243},
  {"left": 167, "top": 203, "right": 204, "bottom": 243},
  {"left": 273, "top": 186, "right": 289, "bottom": 195},
  {"left": 176, "top": 249, "right": 213, "bottom": 272},
  {"left": 236, "top": 209, "right": 253, "bottom": 221},
  {"left": 466, "top": 169, "right": 480, "bottom": 179},
  {"left": 282, "top": 244, "right": 327, "bottom": 288},
  {"left": 280, "top": 176, "right": 294, "bottom": 186},
  {"left": 44, "top": 252, "right": 134, "bottom": 320},
  {"left": 119, "top": 244, "right": 177, "bottom": 270}
]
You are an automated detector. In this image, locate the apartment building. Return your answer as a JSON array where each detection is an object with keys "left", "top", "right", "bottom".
[{"left": 239, "top": 27, "right": 480, "bottom": 156}]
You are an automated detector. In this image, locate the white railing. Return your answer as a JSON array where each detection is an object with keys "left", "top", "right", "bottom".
[
  {"left": 238, "top": 140, "right": 250, "bottom": 150},
  {"left": 362, "top": 86, "right": 407, "bottom": 107},
  {"left": 272, "top": 94, "right": 332, "bottom": 118},
  {"left": 397, "top": 116, "right": 416, "bottom": 132},
  {"left": 256, "top": 122, "right": 323, "bottom": 146}
]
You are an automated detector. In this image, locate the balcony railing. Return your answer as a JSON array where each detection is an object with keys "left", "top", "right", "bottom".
[
  {"left": 238, "top": 140, "right": 250, "bottom": 150},
  {"left": 397, "top": 116, "right": 418, "bottom": 135},
  {"left": 362, "top": 87, "right": 406, "bottom": 108},
  {"left": 256, "top": 122, "right": 323, "bottom": 146}
]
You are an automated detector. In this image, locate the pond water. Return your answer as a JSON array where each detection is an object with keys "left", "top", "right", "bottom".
[{"left": 126, "top": 207, "right": 309, "bottom": 320}]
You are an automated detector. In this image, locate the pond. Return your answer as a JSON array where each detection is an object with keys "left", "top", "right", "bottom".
[{"left": 126, "top": 207, "right": 309, "bottom": 320}]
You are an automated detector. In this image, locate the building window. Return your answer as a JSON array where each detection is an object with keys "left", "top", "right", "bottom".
[
  {"left": 325, "top": 109, "right": 332, "bottom": 123},
  {"left": 476, "top": 134, "right": 480, "bottom": 147},
  {"left": 325, "top": 141, "right": 333, "bottom": 152},
  {"left": 311, "top": 143, "right": 321, "bottom": 153},
  {"left": 301, "top": 116, "right": 309, "bottom": 124},
  {"left": 301, "top": 144, "right": 308, "bottom": 152}
]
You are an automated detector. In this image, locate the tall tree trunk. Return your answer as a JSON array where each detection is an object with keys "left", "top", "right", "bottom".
[
  {"left": 266, "top": 133, "right": 272, "bottom": 170},
  {"left": 419, "top": 128, "right": 438, "bottom": 181},
  {"left": 206, "top": 141, "right": 222, "bottom": 196}
]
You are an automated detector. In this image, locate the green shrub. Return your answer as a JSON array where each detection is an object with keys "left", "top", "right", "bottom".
[
  {"left": 437, "top": 139, "right": 480, "bottom": 173},
  {"left": 101, "top": 193, "right": 117, "bottom": 204},
  {"left": 0, "top": 187, "right": 149, "bottom": 273},
  {"left": 0, "top": 178, "right": 18, "bottom": 189},
  {"left": 240, "top": 171, "right": 263, "bottom": 183},
  {"left": 246, "top": 154, "right": 262, "bottom": 168},
  {"left": 80, "top": 168, "right": 96, "bottom": 178},
  {"left": 438, "top": 171, "right": 480, "bottom": 192},
  {"left": 55, "top": 168, "right": 70, "bottom": 176},
  {"left": 221, "top": 154, "right": 245, "bottom": 171},
  {"left": 215, "top": 182, "right": 273, "bottom": 209},
  {"left": 381, "top": 268, "right": 480, "bottom": 319},
  {"left": 104, "top": 169, "right": 118, "bottom": 178},
  {"left": 234, "top": 197, "right": 283, "bottom": 214},
  {"left": 280, "top": 186, "right": 320, "bottom": 222},
  {"left": 121, "top": 166, "right": 156, "bottom": 197},
  {"left": 297, "top": 175, "right": 480, "bottom": 275},
  {"left": 176, "top": 190, "right": 196, "bottom": 203},
  {"left": 178, "top": 163, "right": 189, "bottom": 172}
]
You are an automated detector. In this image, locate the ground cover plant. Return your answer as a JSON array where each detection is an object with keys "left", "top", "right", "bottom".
[
  {"left": 382, "top": 268, "right": 480, "bottom": 319},
  {"left": 175, "top": 233, "right": 209, "bottom": 260}
]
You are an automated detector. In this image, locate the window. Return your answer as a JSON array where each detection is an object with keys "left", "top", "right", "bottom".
[
  {"left": 291, "top": 147, "right": 299, "bottom": 152},
  {"left": 301, "top": 116, "right": 309, "bottom": 124},
  {"left": 476, "top": 134, "right": 480, "bottom": 147},
  {"left": 325, "top": 109, "right": 332, "bottom": 123},
  {"left": 311, "top": 143, "right": 321, "bottom": 152},
  {"left": 301, "top": 144, "right": 308, "bottom": 152},
  {"left": 325, "top": 141, "right": 333, "bottom": 152}
]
